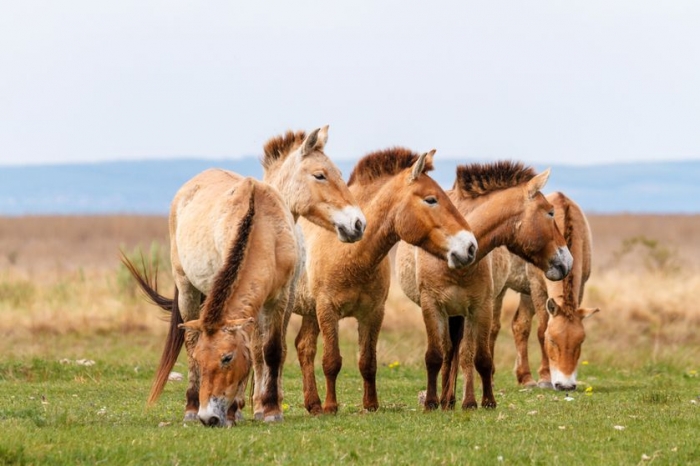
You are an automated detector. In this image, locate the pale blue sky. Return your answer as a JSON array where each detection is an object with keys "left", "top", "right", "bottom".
[{"left": 1, "top": 1, "right": 699, "bottom": 166}]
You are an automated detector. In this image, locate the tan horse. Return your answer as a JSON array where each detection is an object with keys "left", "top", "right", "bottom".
[
  {"left": 293, "top": 148, "right": 478, "bottom": 415},
  {"left": 490, "top": 192, "right": 599, "bottom": 391},
  {"left": 125, "top": 127, "right": 366, "bottom": 425},
  {"left": 397, "top": 161, "right": 573, "bottom": 410}
]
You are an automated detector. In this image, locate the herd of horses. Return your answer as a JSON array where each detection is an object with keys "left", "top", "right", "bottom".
[{"left": 123, "top": 126, "right": 599, "bottom": 428}]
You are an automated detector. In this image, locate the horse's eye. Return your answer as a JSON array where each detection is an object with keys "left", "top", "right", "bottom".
[
  {"left": 313, "top": 173, "right": 326, "bottom": 181},
  {"left": 424, "top": 196, "right": 438, "bottom": 205},
  {"left": 548, "top": 209, "right": 555, "bottom": 218},
  {"left": 221, "top": 353, "right": 234, "bottom": 365}
]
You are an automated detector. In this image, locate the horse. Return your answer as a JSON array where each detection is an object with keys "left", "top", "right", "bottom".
[
  {"left": 490, "top": 191, "right": 599, "bottom": 391},
  {"left": 293, "top": 148, "right": 478, "bottom": 415},
  {"left": 396, "top": 161, "right": 573, "bottom": 410},
  {"left": 124, "top": 127, "right": 366, "bottom": 426}
]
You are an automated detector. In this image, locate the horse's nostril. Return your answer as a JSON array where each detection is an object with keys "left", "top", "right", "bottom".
[
  {"left": 468, "top": 243, "right": 476, "bottom": 259},
  {"left": 355, "top": 219, "right": 363, "bottom": 232},
  {"left": 554, "top": 383, "right": 562, "bottom": 391},
  {"left": 207, "top": 416, "right": 220, "bottom": 427}
]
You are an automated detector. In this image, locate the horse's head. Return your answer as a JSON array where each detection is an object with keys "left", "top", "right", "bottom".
[
  {"left": 393, "top": 150, "right": 478, "bottom": 269},
  {"left": 179, "top": 317, "right": 254, "bottom": 427},
  {"left": 505, "top": 170, "right": 573, "bottom": 281},
  {"left": 263, "top": 126, "right": 365, "bottom": 242},
  {"left": 544, "top": 299, "right": 600, "bottom": 391}
]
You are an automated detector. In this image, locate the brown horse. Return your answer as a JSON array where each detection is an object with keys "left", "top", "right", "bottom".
[
  {"left": 397, "top": 161, "right": 573, "bottom": 410},
  {"left": 293, "top": 148, "right": 478, "bottom": 415},
  {"left": 490, "top": 192, "right": 599, "bottom": 391},
  {"left": 125, "top": 127, "right": 366, "bottom": 425}
]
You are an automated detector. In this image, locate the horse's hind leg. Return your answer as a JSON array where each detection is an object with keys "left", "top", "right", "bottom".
[
  {"left": 175, "top": 276, "right": 203, "bottom": 422},
  {"left": 317, "top": 298, "right": 343, "bottom": 414},
  {"left": 357, "top": 307, "right": 384, "bottom": 412},
  {"left": 295, "top": 314, "right": 323, "bottom": 415}
]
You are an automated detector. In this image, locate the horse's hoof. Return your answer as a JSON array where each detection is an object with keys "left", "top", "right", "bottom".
[
  {"left": 523, "top": 380, "right": 538, "bottom": 388},
  {"left": 254, "top": 412, "right": 264, "bottom": 421},
  {"left": 538, "top": 380, "right": 554, "bottom": 389},
  {"left": 263, "top": 413, "right": 283, "bottom": 423},
  {"left": 183, "top": 412, "right": 198, "bottom": 423},
  {"left": 307, "top": 405, "right": 323, "bottom": 416},
  {"left": 482, "top": 400, "right": 497, "bottom": 409},
  {"left": 462, "top": 401, "right": 478, "bottom": 410}
]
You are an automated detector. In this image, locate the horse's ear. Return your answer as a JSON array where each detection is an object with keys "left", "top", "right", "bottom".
[
  {"left": 179, "top": 319, "right": 204, "bottom": 333},
  {"left": 578, "top": 307, "right": 600, "bottom": 320},
  {"left": 527, "top": 168, "right": 551, "bottom": 199},
  {"left": 410, "top": 149, "right": 436, "bottom": 182},
  {"left": 223, "top": 317, "right": 255, "bottom": 333},
  {"left": 546, "top": 298, "right": 561, "bottom": 317},
  {"left": 301, "top": 126, "right": 328, "bottom": 157}
]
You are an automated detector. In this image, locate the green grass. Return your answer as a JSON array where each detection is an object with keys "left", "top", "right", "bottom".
[{"left": 1, "top": 334, "right": 698, "bottom": 465}]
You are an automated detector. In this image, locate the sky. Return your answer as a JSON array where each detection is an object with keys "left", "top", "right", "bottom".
[{"left": 1, "top": 1, "right": 699, "bottom": 166}]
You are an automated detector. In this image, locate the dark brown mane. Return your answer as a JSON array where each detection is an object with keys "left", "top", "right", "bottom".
[
  {"left": 560, "top": 198, "right": 578, "bottom": 313},
  {"left": 454, "top": 161, "right": 536, "bottom": 198},
  {"left": 348, "top": 147, "right": 433, "bottom": 186},
  {"left": 201, "top": 186, "right": 256, "bottom": 331},
  {"left": 261, "top": 130, "right": 306, "bottom": 170}
]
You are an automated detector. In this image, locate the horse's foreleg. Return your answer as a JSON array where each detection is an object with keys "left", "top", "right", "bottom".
[
  {"left": 420, "top": 294, "right": 447, "bottom": 411},
  {"left": 440, "top": 316, "right": 463, "bottom": 410},
  {"left": 459, "top": 315, "right": 478, "bottom": 410},
  {"left": 475, "top": 302, "right": 496, "bottom": 408},
  {"left": 295, "top": 314, "right": 322, "bottom": 414},
  {"left": 259, "top": 304, "right": 286, "bottom": 422},
  {"left": 358, "top": 308, "right": 384, "bottom": 412},
  {"left": 512, "top": 293, "right": 537, "bottom": 387},
  {"left": 317, "top": 302, "right": 342, "bottom": 414},
  {"left": 176, "top": 279, "right": 202, "bottom": 422}
]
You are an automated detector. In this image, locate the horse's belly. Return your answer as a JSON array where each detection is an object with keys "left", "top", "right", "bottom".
[{"left": 176, "top": 228, "right": 224, "bottom": 295}]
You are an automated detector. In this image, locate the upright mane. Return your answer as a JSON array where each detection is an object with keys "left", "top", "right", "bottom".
[
  {"left": 348, "top": 147, "right": 433, "bottom": 186},
  {"left": 454, "top": 161, "right": 536, "bottom": 198},
  {"left": 560, "top": 197, "right": 578, "bottom": 313},
  {"left": 261, "top": 130, "right": 307, "bottom": 171},
  {"left": 200, "top": 186, "right": 257, "bottom": 331}
]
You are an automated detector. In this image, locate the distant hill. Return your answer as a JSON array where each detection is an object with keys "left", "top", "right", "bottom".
[{"left": 1, "top": 158, "right": 698, "bottom": 215}]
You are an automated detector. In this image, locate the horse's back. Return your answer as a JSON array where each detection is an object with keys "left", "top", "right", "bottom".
[{"left": 170, "top": 169, "right": 295, "bottom": 294}]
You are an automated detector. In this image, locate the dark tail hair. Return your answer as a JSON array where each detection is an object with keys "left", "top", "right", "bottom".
[{"left": 120, "top": 252, "right": 184, "bottom": 405}]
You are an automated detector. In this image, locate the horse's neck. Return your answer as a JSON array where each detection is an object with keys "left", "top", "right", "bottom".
[
  {"left": 350, "top": 181, "right": 400, "bottom": 268},
  {"left": 456, "top": 189, "right": 522, "bottom": 262},
  {"left": 262, "top": 163, "right": 301, "bottom": 222}
]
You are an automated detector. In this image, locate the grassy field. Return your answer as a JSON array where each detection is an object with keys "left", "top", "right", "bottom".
[{"left": 1, "top": 214, "right": 699, "bottom": 465}]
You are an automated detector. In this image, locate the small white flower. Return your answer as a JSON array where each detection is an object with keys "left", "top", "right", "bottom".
[
  {"left": 564, "top": 396, "right": 574, "bottom": 401},
  {"left": 614, "top": 425, "right": 625, "bottom": 431},
  {"left": 527, "top": 410, "right": 538, "bottom": 415},
  {"left": 497, "top": 455, "right": 504, "bottom": 462},
  {"left": 641, "top": 454, "right": 651, "bottom": 461},
  {"left": 76, "top": 359, "right": 95, "bottom": 367},
  {"left": 558, "top": 426, "right": 566, "bottom": 430},
  {"left": 97, "top": 407, "right": 107, "bottom": 415},
  {"left": 168, "top": 372, "right": 184, "bottom": 382}
]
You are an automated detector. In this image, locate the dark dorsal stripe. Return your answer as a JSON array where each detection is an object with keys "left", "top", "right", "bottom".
[
  {"left": 261, "top": 130, "right": 307, "bottom": 170},
  {"left": 454, "top": 161, "right": 536, "bottom": 198},
  {"left": 201, "top": 185, "right": 256, "bottom": 331},
  {"left": 348, "top": 147, "right": 433, "bottom": 186}
]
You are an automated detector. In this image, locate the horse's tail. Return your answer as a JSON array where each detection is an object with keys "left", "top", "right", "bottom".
[
  {"left": 148, "top": 286, "right": 185, "bottom": 404},
  {"left": 119, "top": 252, "right": 175, "bottom": 313},
  {"left": 446, "top": 315, "right": 464, "bottom": 402},
  {"left": 119, "top": 251, "right": 185, "bottom": 404}
]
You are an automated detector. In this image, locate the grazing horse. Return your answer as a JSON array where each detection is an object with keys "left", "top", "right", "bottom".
[
  {"left": 293, "top": 148, "right": 478, "bottom": 415},
  {"left": 490, "top": 192, "right": 599, "bottom": 391},
  {"left": 397, "top": 161, "right": 573, "bottom": 410},
  {"left": 124, "top": 127, "right": 366, "bottom": 425}
]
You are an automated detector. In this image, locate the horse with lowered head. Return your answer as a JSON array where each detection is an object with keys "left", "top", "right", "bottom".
[
  {"left": 124, "top": 127, "right": 365, "bottom": 426},
  {"left": 490, "top": 191, "right": 599, "bottom": 391}
]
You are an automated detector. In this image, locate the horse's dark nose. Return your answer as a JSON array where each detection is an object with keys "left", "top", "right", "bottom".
[
  {"left": 554, "top": 382, "right": 576, "bottom": 391},
  {"left": 201, "top": 415, "right": 221, "bottom": 427}
]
